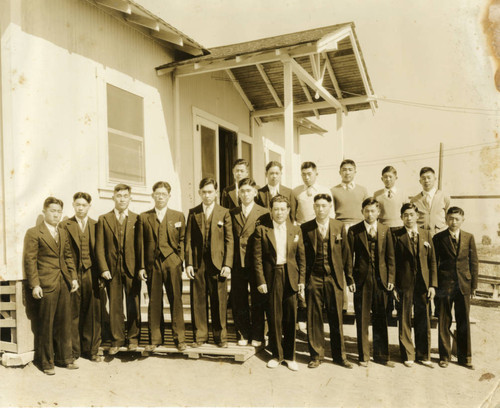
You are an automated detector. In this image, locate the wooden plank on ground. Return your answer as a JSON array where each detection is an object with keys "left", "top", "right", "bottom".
[{"left": 185, "top": 343, "right": 263, "bottom": 362}]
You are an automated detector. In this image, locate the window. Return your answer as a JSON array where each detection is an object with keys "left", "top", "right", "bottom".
[{"left": 106, "top": 84, "right": 145, "bottom": 184}]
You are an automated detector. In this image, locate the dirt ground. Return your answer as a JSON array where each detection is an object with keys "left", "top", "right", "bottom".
[{"left": 1, "top": 304, "right": 499, "bottom": 408}]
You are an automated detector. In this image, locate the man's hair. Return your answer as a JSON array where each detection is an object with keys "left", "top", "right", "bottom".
[
  {"left": 382, "top": 165, "right": 397, "bottom": 176},
  {"left": 265, "top": 161, "right": 282, "bottom": 173},
  {"left": 361, "top": 197, "right": 380, "bottom": 209},
  {"left": 340, "top": 159, "right": 356, "bottom": 169},
  {"left": 270, "top": 194, "right": 290, "bottom": 209},
  {"left": 152, "top": 181, "right": 171, "bottom": 193},
  {"left": 114, "top": 183, "right": 131, "bottom": 194},
  {"left": 238, "top": 177, "right": 256, "bottom": 189},
  {"left": 301, "top": 161, "right": 317, "bottom": 171},
  {"left": 73, "top": 192, "right": 92, "bottom": 204},
  {"left": 232, "top": 158, "right": 249, "bottom": 170},
  {"left": 314, "top": 193, "right": 332, "bottom": 203},
  {"left": 199, "top": 177, "right": 218, "bottom": 190},
  {"left": 447, "top": 206, "right": 465, "bottom": 217},
  {"left": 43, "top": 196, "right": 63, "bottom": 209},
  {"left": 419, "top": 167, "right": 435, "bottom": 177},
  {"left": 400, "top": 202, "right": 419, "bottom": 215}
]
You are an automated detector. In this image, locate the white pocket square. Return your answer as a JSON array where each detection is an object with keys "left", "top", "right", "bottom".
[
  {"left": 174, "top": 222, "right": 182, "bottom": 228},
  {"left": 293, "top": 235, "right": 299, "bottom": 243},
  {"left": 217, "top": 220, "right": 224, "bottom": 227},
  {"left": 424, "top": 241, "right": 431, "bottom": 248}
]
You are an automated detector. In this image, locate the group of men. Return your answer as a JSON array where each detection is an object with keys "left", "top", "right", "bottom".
[{"left": 23, "top": 158, "right": 478, "bottom": 375}]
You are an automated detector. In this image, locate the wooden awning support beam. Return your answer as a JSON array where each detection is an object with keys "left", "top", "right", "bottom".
[
  {"left": 152, "top": 30, "right": 184, "bottom": 47},
  {"left": 95, "top": 0, "right": 131, "bottom": 14},
  {"left": 297, "top": 78, "right": 319, "bottom": 119},
  {"left": 256, "top": 64, "right": 283, "bottom": 108},
  {"left": 126, "top": 14, "right": 160, "bottom": 31},
  {"left": 225, "top": 70, "right": 262, "bottom": 126}
]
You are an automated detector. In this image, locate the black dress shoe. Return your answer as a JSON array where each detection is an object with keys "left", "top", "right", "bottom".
[
  {"left": 459, "top": 362, "right": 475, "bottom": 370},
  {"left": 359, "top": 361, "right": 369, "bottom": 367},
  {"left": 217, "top": 342, "right": 228, "bottom": 348},
  {"left": 439, "top": 360, "right": 449, "bottom": 368},
  {"left": 90, "top": 355, "right": 103, "bottom": 362},
  {"left": 177, "top": 342, "right": 187, "bottom": 352},
  {"left": 307, "top": 360, "right": 321, "bottom": 368}
]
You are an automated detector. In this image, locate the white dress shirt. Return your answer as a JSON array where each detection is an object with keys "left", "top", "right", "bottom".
[
  {"left": 423, "top": 187, "right": 437, "bottom": 206},
  {"left": 44, "top": 222, "right": 58, "bottom": 240},
  {"left": 241, "top": 202, "right": 254, "bottom": 219},
  {"left": 405, "top": 226, "right": 419, "bottom": 241},
  {"left": 363, "top": 220, "right": 377, "bottom": 237},
  {"left": 155, "top": 206, "right": 167, "bottom": 223},
  {"left": 341, "top": 182, "right": 356, "bottom": 190},
  {"left": 114, "top": 208, "right": 129, "bottom": 220},
  {"left": 385, "top": 187, "right": 397, "bottom": 198},
  {"left": 316, "top": 219, "right": 329, "bottom": 238},
  {"left": 268, "top": 184, "right": 279, "bottom": 197},
  {"left": 76, "top": 216, "right": 88, "bottom": 231},
  {"left": 450, "top": 230, "right": 460, "bottom": 241},
  {"left": 273, "top": 221, "right": 287, "bottom": 265},
  {"left": 202, "top": 202, "right": 215, "bottom": 219}
]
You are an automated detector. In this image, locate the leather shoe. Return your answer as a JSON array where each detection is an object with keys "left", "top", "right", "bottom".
[
  {"left": 439, "top": 360, "right": 449, "bottom": 368},
  {"left": 384, "top": 361, "right": 395, "bottom": 368},
  {"left": 267, "top": 358, "right": 280, "bottom": 368},
  {"left": 43, "top": 368, "right": 55, "bottom": 376},
  {"left": 90, "top": 355, "right": 103, "bottom": 362},
  {"left": 359, "top": 361, "right": 369, "bottom": 367},
  {"left": 237, "top": 339, "right": 248, "bottom": 346},
  {"left": 337, "top": 359, "right": 353, "bottom": 369},
  {"left": 144, "top": 345, "right": 157, "bottom": 352},
  {"left": 65, "top": 363, "right": 79, "bottom": 370},
  {"left": 177, "top": 342, "right": 187, "bottom": 352},
  {"left": 459, "top": 362, "right": 475, "bottom": 370},
  {"left": 284, "top": 360, "right": 299, "bottom": 371},
  {"left": 108, "top": 346, "right": 120, "bottom": 355},
  {"left": 251, "top": 340, "right": 263, "bottom": 347},
  {"left": 191, "top": 341, "right": 206, "bottom": 348},
  {"left": 404, "top": 360, "right": 414, "bottom": 368},
  {"left": 308, "top": 360, "right": 321, "bottom": 368},
  {"left": 128, "top": 343, "right": 138, "bottom": 351},
  {"left": 217, "top": 342, "right": 228, "bottom": 348},
  {"left": 419, "top": 360, "right": 434, "bottom": 369}
]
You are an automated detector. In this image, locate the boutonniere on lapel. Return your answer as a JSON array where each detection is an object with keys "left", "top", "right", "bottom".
[
  {"left": 174, "top": 222, "right": 182, "bottom": 228},
  {"left": 217, "top": 220, "right": 224, "bottom": 227},
  {"left": 293, "top": 235, "right": 299, "bottom": 243},
  {"left": 335, "top": 234, "right": 342, "bottom": 243},
  {"left": 424, "top": 241, "right": 431, "bottom": 248}
]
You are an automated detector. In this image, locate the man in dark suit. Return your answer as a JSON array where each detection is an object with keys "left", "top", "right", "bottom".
[
  {"left": 137, "top": 181, "right": 186, "bottom": 352},
  {"left": 256, "top": 161, "right": 294, "bottom": 221},
  {"left": 301, "top": 194, "right": 353, "bottom": 369},
  {"left": 348, "top": 197, "right": 396, "bottom": 367},
  {"left": 221, "top": 158, "right": 249, "bottom": 210},
  {"left": 24, "top": 197, "right": 79, "bottom": 375},
  {"left": 433, "top": 207, "right": 478, "bottom": 370},
  {"left": 253, "top": 195, "right": 305, "bottom": 371},
  {"left": 393, "top": 203, "right": 437, "bottom": 368},
  {"left": 96, "top": 183, "right": 140, "bottom": 355},
  {"left": 61, "top": 192, "right": 102, "bottom": 362},
  {"left": 185, "top": 177, "right": 234, "bottom": 347},
  {"left": 230, "top": 178, "right": 269, "bottom": 347}
]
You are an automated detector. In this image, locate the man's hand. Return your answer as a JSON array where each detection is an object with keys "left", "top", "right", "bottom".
[
  {"left": 101, "top": 271, "right": 112, "bottom": 280},
  {"left": 393, "top": 289, "right": 400, "bottom": 303},
  {"left": 348, "top": 283, "right": 356, "bottom": 293},
  {"left": 70, "top": 280, "right": 79, "bottom": 293},
  {"left": 32, "top": 286, "right": 43, "bottom": 299},
  {"left": 186, "top": 266, "right": 195, "bottom": 280},
  {"left": 387, "top": 283, "right": 394, "bottom": 291},
  {"left": 298, "top": 283, "right": 305, "bottom": 299},
  {"left": 220, "top": 266, "right": 231, "bottom": 278},
  {"left": 471, "top": 289, "right": 477, "bottom": 299},
  {"left": 258, "top": 284, "right": 268, "bottom": 294},
  {"left": 427, "top": 287, "right": 436, "bottom": 301},
  {"left": 139, "top": 269, "right": 148, "bottom": 281}
]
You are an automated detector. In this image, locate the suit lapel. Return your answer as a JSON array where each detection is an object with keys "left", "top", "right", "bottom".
[
  {"left": 234, "top": 208, "right": 245, "bottom": 230},
  {"left": 329, "top": 219, "right": 338, "bottom": 254},
  {"left": 265, "top": 225, "right": 277, "bottom": 254},
  {"left": 286, "top": 223, "right": 295, "bottom": 261},
  {"left": 377, "top": 223, "right": 385, "bottom": 259},
  {"left": 40, "top": 223, "right": 59, "bottom": 254},
  {"left": 126, "top": 212, "right": 136, "bottom": 242},
  {"left": 360, "top": 226, "right": 370, "bottom": 254},
  {"left": 445, "top": 230, "right": 458, "bottom": 256},
  {"left": 104, "top": 211, "right": 118, "bottom": 240},
  {"left": 89, "top": 218, "right": 96, "bottom": 251},
  {"left": 230, "top": 188, "right": 238, "bottom": 207},
  {"left": 400, "top": 231, "right": 413, "bottom": 255},
  {"left": 148, "top": 210, "right": 158, "bottom": 239},
  {"left": 241, "top": 206, "right": 260, "bottom": 236},
  {"left": 194, "top": 205, "right": 204, "bottom": 232},
  {"left": 308, "top": 222, "right": 318, "bottom": 254},
  {"left": 66, "top": 218, "right": 81, "bottom": 250}
]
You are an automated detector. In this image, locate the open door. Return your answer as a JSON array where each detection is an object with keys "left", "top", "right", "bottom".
[{"left": 219, "top": 127, "right": 237, "bottom": 194}]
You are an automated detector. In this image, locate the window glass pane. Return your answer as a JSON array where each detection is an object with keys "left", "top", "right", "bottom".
[
  {"left": 201, "top": 125, "right": 217, "bottom": 180},
  {"left": 241, "top": 141, "right": 252, "bottom": 177},
  {"left": 107, "top": 84, "right": 144, "bottom": 136},
  {"left": 108, "top": 132, "right": 144, "bottom": 183}
]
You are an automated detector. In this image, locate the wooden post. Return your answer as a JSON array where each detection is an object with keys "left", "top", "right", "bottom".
[
  {"left": 337, "top": 109, "right": 344, "bottom": 161},
  {"left": 283, "top": 60, "right": 294, "bottom": 186},
  {"left": 438, "top": 142, "right": 444, "bottom": 190}
]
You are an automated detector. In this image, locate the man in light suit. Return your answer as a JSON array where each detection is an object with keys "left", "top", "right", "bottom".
[
  {"left": 230, "top": 178, "right": 269, "bottom": 346},
  {"left": 96, "top": 184, "right": 140, "bottom": 355},
  {"left": 410, "top": 167, "right": 450, "bottom": 235},
  {"left": 393, "top": 203, "right": 437, "bottom": 368},
  {"left": 433, "top": 207, "right": 478, "bottom": 370},
  {"left": 301, "top": 194, "right": 353, "bottom": 369},
  {"left": 137, "top": 181, "right": 186, "bottom": 352},
  {"left": 185, "top": 177, "right": 234, "bottom": 347},
  {"left": 256, "top": 161, "right": 294, "bottom": 222},
  {"left": 61, "top": 192, "right": 102, "bottom": 362},
  {"left": 24, "top": 197, "right": 79, "bottom": 375},
  {"left": 221, "top": 159, "right": 249, "bottom": 210},
  {"left": 348, "top": 197, "right": 396, "bottom": 367},
  {"left": 253, "top": 195, "right": 306, "bottom": 371}
]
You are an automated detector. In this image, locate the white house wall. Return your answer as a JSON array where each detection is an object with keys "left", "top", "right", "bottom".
[{"left": 0, "top": 0, "right": 179, "bottom": 280}]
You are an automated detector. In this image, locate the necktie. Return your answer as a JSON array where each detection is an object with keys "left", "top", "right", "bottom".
[
  {"left": 53, "top": 228, "right": 59, "bottom": 244},
  {"left": 368, "top": 226, "right": 376, "bottom": 238},
  {"left": 387, "top": 190, "right": 393, "bottom": 198},
  {"left": 411, "top": 231, "right": 418, "bottom": 244},
  {"left": 306, "top": 186, "right": 314, "bottom": 197},
  {"left": 452, "top": 235, "right": 458, "bottom": 250},
  {"left": 118, "top": 212, "right": 125, "bottom": 225}
]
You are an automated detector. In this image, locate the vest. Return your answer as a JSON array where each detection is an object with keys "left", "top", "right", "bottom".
[
  {"left": 202, "top": 212, "right": 213, "bottom": 252},
  {"left": 410, "top": 234, "right": 420, "bottom": 275},
  {"left": 116, "top": 216, "right": 126, "bottom": 254},
  {"left": 156, "top": 215, "right": 174, "bottom": 259},
  {"left": 78, "top": 223, "right": 92, "bottom": 270},
  {"left": 367, "top": 233, "right": 379, "bottom": 274},
  {"left": 313, "top": 228, "right": 332, "bottom": 275}
]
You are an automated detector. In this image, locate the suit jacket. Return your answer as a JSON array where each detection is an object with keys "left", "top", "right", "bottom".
[
  {"left": 221, "top": 184, "right": 239, "bottom": 210},
  {"left": 23, "top": 223, "right": 77, "bottom": 292},
  {"left": 347, "top": 221, "right": 395, "bottom": 289},
  {"left": 230, "top": 204, "right": 269, "bottom": 269},
  {"left": 95, "top": 210, "right": 138, "bottom": 278},
  {"left": 255, "top": 184, "right": 295, "bottom": 222},
  {"left": 253, "top": 219, "right": 306, "bottom": 291},
  {"left": 433, "top": 229, "right": 478, "bottom": 295},
  {"left": 61, "top": 216, "right": 97, "bottom": 270},
  {"left": 137, "top": 208, "right": 185, "bottom": 272},
  {"left": 392, "top": 226, "right": 437, "bottom": 291},
  {"left": 301, "top": 218, "right": 353, "bottom": 289},
  {"left": 410, "top": 190, "right": 450, "bottom": 234},
  {"left": 185, "top": 203, "right": 234, "bottom": 271}
]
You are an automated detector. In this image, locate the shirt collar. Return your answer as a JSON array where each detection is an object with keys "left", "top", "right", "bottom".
[
  {"left": 76, "top": 216, "right": 88, "bottom": 226},
  {"left": 155, "top": 206, "right": 167, "bottom": 216},
  {"left": 267, "top": 184, "right": 279, "bottom": 193},
  {"left": 341, "top": 182, "right": 356, "bottom": 190},
  {"left": 202, "top": 202, "right": 215, "bottom": 214},
  {"left": 385, "top": 186, "right": 397, "bottom": 195},
  {"left": 242, "top": 201, "right": 254, "bottom": 214},
  {"left": 405, "top": 226, "right": 418, "bottom": 235},
  {"left": 114, "top": 208, "right": 129, "bottom": 219},
  {"left": 363, "top": 220, "right": 377, "bottom": 232},
  {"left": 449, "top": 229, "right": 460, "bottom": 239},
  {"left": 273, "top": 220, "right": 287, "bottom": 231},
  {"left": 423, "top": 187, "right": 437, "bottom": 198},
  {"left": 316, "top": 218, "right": 330, "bottom": 228},
  {"left": 44, "top": 221, "right": 57, "bottom": 234}
]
